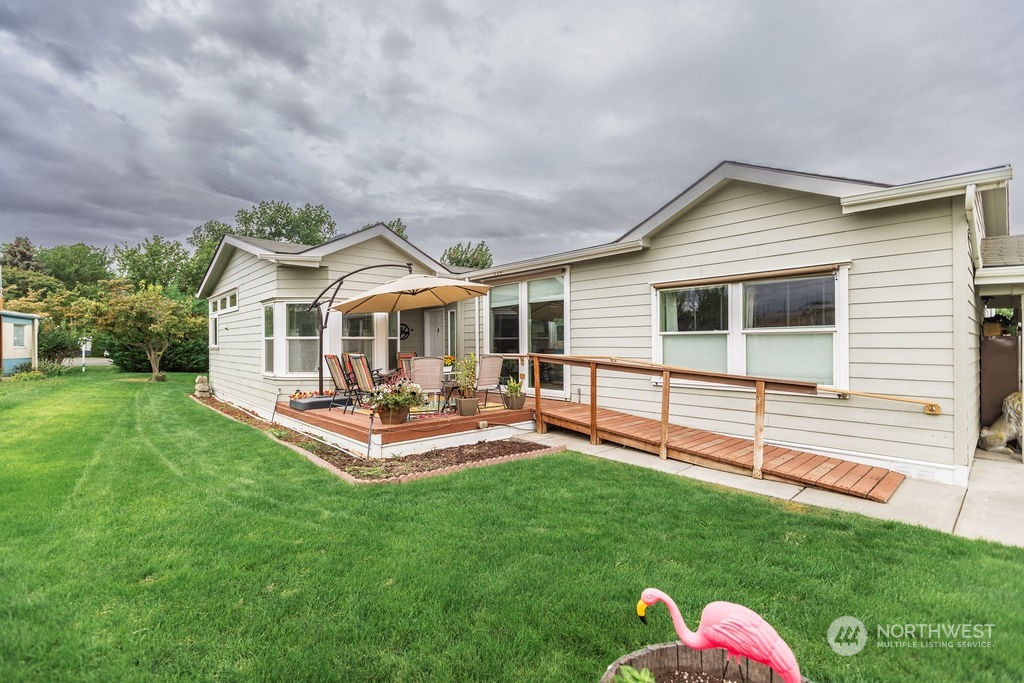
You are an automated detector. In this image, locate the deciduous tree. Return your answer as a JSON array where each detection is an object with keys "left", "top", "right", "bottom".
[
  {"left": 113, "top": 236, "right": 193, "bottom": 291},
  {"left": 37, "top": 243, "right": 112, "bottom": 289},
  {"left": 441, "top": 240, "right": 494, "bottom": 269},
  {"left": 90, "top": 283, "right": 199, "bottom": 381},
  {"left": 361, "top": 218, "right": 408, "bottom": 239}
]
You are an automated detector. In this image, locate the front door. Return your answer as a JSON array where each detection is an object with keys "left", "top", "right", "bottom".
[{"left": 424, "top": 309, "right": 444, "bottom": 357}]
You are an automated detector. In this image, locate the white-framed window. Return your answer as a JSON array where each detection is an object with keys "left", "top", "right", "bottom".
[
  {"left": 342, "top": 313, "right": 375, "bottom": 366},
  {"left": 208, "top": 289, "right": 238, "bottom": 347},
  {"left": 12, "top": 323, "right": 27, "bottom": 347},
  {"left": 487, "top": 274, "right": 568, "bottom": 393},
  {"left": 263, "top": 305, "right": 274, "bottom": 373},
  {"left": 209, "top": 291, "right": 238, "bottom": 315},
  {"left": 446, "top": 309, "right": 457, "bottom": 357},
  {"left": 285, "top": 304, "right": 319, "bottom": 373},
  {"left": 656, "top": 267, "right": 847, "bottom": 386}
]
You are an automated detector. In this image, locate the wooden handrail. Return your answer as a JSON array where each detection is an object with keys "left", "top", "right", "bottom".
[{"left": 527, "top": 353, "right": 941, "bottom": 481}]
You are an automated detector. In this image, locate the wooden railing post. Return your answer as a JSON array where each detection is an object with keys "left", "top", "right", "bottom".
[
  {"left": 753, "top": 380, "right": 765, "bottom": 479},
  {"left": 659, "top": 370, "right": 670, "bottom": 459},
  {"left": 589, "top": 362, "right": 600, "bottom": 444},
  {"left": 532, "top": 355, "right": 547, "bottom": 433}
]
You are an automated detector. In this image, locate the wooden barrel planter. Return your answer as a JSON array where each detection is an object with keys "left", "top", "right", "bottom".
[{"left": 601, "top": 642, "right": 813, "bottom": 683}]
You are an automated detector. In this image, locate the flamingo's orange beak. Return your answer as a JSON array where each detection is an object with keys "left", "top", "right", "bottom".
[{"left": 636, "top": 598, "right": 648, "bottom": 624}]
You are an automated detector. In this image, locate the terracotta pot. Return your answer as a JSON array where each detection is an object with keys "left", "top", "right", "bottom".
[{"left": 376, "top": 406, "right": 410, "bottom": 425}]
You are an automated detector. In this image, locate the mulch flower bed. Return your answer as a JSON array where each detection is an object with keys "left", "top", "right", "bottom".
[{"left": 191, "top": 394, "right": 559, "bottom": 483}]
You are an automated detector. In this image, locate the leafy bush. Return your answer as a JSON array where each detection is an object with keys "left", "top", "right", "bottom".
[
  {"left": 36, "top": 359, "right": 70, "bottom": 377},
  {"left": 100, "top": 334, "right": 209, "bottom": 373},
  {"left": 10, "top": 364, "right": 45, "bottom": 381},
  {"left": 37, "top": 324, "right": 81, "bottom": 363}
]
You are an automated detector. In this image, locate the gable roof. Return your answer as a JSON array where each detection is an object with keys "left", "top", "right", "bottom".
[
  {"left": 196, "top": 224, "right": 450, "bottom": 298},
  {"left": 469, "top": 161, "right": 1013, "bottom": 280}
]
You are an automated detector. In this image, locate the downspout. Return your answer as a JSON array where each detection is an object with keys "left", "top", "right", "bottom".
[{"left": 965, "top": 184, "right": 982, "bottom": 270}]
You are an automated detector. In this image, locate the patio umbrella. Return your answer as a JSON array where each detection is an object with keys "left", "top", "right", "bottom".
[{"left": 332, "top": 273, "right": 491, "bottom": 313}]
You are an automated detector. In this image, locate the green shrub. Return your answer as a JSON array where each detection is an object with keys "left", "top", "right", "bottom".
[
  {"left": 36, "top": 359, "right": 70, "bottom": 377},
  {"left": 37, "top": 324, "right": 81, "bottom": 362},
  {"left": 101, "top": 335, "right": 209, "bottom": 373}
]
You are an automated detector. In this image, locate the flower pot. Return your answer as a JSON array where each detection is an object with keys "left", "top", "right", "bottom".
[
  {"left": 454, "top": 397, "right": 478, "bottom": 416},
  {"left": 376, "top": 406, "right": 410, "bottom": 425},
  {"left": 601, "top": 642, "right": 813, "bottom": 683},
  {"left": 502, "top": 394, "right": 526, "bottom": 410}
]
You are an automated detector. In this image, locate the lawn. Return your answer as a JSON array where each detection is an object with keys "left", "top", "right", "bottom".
[{"left": 1, "top": 369, "right": 1021, "bottom": 682}]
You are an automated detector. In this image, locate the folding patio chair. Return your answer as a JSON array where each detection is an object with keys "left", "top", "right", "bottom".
[
  {"left": 344, "top": 352, "right": 380, "bottom": 398},
  {"left": 475, "top": 354, "right": 505, "bottom": 406},
  {"left": 324, "top": 354, "right": 357, "bottom": 413},
  {"left": 396, "top": 351, "right": 417, "bottom": 379},
  {"left": 411, "top": 356, "right": 445, "bottom": 413}
]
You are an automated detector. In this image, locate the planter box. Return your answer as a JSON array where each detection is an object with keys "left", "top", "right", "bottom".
[
  {"left": 601, "top": 642, "right": 813, "bottom": 683},
  {"left": 289, "top": 396, "right": 338, "bottom": 411}
]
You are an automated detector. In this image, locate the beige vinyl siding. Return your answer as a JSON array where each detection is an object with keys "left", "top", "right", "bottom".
[
  {"left": 565, "top": 181, "right": 960, "bottom": 468},
  {"left": 208, "top": 250, "right": 282, "bottom": 413},
  {"left": 207, "top": 234, "right": 441, "bottom": 416}
]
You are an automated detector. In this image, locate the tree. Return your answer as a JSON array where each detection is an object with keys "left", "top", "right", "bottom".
[
  {"left": 37, "top": 243, "right": 112, "bottom": 289},
  {"left": 360, "top": 218, "right": 408, "bottom": 239},
  {"left": 1, "top": 236, "right": 39, "bottom": 270},
  {"left": 234, "top": 201, "right": 337, "bottom": 244},
  {"left": 0, "top": 266, "right": 66, "bottom": 302},
  {"left": 113, "top": 236, "right": 193, "bottom": 291},
  {"left": 91, "top": 283, "right": 199, "bottom": 381},
  {"left": 441, "top": 241, "right": 494, "bottom": 269},
  {"left": 187, "top": 203, "right": 338, "bottom": 293}
]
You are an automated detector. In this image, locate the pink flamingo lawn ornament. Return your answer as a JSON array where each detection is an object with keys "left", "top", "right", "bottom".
[{"left": 637, "top": 587, "right": 801, "bottom": 683}]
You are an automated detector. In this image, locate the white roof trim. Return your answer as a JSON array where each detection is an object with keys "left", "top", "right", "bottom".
[
  {"left": 976, "top": 265, "right": 1024, "bottom": 288},
  {"left": 467, "top": 239, "right": 648, "bottom": 280},
  {"left": 841, "top": 166, "right": 1012, "bottom": 214},
  {"left": 617, "top": 161, "right": 887, "bottom": 243},
  {"left": 259, "top": 254, "right": 323, "bottom": 267}
]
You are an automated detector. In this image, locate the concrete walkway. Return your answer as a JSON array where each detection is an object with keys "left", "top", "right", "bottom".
[{"left": 520, "top": 429, "right": 1024, "bottom": 549}]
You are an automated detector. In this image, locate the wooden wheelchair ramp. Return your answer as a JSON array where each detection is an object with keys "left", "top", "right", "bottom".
[{"left": 537, "top": 401, "right": 905, "bottom": 503}]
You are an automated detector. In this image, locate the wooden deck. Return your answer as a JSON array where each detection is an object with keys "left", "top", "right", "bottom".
[
  {"left": 275, "top": 401, "right": 535, "bottom": 446},
  {"left": 275, "top": 396, "right": 904, "bottom": 502},
  {"left": 537, "top": 401, "right": 905, "bottom": 503}
]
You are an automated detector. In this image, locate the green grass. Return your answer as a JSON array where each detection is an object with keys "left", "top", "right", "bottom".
[{"left": 1, "top": 369, "right": 1021, "bottom": 682}]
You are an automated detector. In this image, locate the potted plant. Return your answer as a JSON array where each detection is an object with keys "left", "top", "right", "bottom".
[
  {"left": 368, "top": 378, "right": 423, "bottom": 425},
  {"left": 453, "top": 354, "right": 478, "bottom": 416},
  {"left": 502, "top": 376, "right": 526, "bottom": 410}
]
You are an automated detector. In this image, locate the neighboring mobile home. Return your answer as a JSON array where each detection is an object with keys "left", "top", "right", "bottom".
[
  {"left": 199, "top": 162, "right": 1019, "bottom": 484},
  {"left": 0, "top": 309, "right": 40, "bottom": 375}
]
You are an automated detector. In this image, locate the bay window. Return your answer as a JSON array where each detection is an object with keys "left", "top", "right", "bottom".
[{"left": 286, "top": 304, "right": 319, "bottom": 373}]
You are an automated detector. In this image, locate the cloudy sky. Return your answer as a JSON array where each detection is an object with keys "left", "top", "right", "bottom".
[{"left": 1, "top": 0, "right": 1021, "bottom": 265}]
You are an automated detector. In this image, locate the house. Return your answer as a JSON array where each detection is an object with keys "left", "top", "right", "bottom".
[
  {"left": 1, "top": 309, "right": 40, "bottom": 375},
  {"left": 196, "top": 224, "right": 461, "bottom": 417},
  {"left": 457, "top": 162, "right": 1017, "bottom": 486},
  {"left": 199, "top": 162, "right": 1018, "bottom": 485}
]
